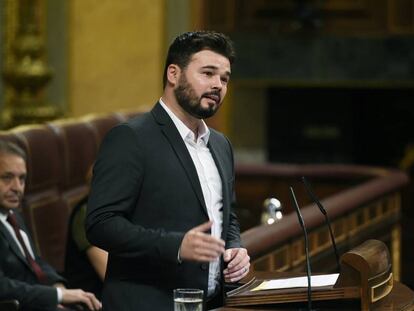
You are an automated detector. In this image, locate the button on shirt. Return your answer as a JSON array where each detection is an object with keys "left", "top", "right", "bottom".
[{"left": 159, "top": 99, "right": 223, "bottom": 296}]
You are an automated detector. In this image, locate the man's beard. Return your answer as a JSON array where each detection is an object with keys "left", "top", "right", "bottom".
[{"left": 174, "top": 74, "right": 221, "bottom": 119}]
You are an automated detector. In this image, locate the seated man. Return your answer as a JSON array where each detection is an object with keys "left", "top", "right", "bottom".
[
  {"left": 0, "top": 141, "right": 101, "bottom": 311},
  {"left": 65, "top": 168, "right": 107, "bottom": 299}
]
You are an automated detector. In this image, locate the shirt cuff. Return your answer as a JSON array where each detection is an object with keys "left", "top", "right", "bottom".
[{"left": 56, "top": 288, "right": 63, "bottom": 303}]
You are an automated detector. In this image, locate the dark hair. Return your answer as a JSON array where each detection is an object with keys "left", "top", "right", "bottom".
[
  {"left": 0, "top": 140, "right": 27, "bottom": 162},
  {"left": 163, "top": 31, "right": 236, "bottom": 88}
]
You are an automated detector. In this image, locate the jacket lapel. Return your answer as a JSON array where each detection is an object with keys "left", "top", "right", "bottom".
[
  {"left": 0, "top": 219, "right": 32, "bottom": 269},
  {"left": 151, "top": 103, "right": 208, "bottom": 217}
]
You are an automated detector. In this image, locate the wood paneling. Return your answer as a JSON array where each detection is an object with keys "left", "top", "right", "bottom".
[{"left": 199, "top": 0, "right": 414, "bottom": 35}]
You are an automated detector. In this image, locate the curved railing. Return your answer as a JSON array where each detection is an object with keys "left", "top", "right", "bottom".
[{"left": 235, "top": 163, "right": 409, "bottom": 279}]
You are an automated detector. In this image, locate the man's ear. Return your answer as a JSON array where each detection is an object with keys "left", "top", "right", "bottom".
[{"left": 166, "top": 64, "right": 180, "bottom": 86}]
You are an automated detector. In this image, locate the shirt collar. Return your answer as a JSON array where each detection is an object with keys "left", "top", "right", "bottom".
[
  {"left": 159, "top": 98, "right": 210, "bottom": 145},
  {"left": 0, "top": 208, "right": 11, "bottom": 221}
]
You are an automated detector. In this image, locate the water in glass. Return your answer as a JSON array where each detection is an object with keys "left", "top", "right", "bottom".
[{"left": 174, "top": 297, "right": 202, "bottom": 311}]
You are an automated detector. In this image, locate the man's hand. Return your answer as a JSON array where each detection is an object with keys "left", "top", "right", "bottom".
[
  {"left": 223, "top": 248, "right": 250, "bottom": 283},
  {"left": 179, "top": 221, "right": 225, "bottom": 262},
  {"left": 61, "top": 288, "right": 102, "bottom": 310}
]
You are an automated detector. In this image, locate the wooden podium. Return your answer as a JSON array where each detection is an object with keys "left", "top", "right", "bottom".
[{"left": 224, "top": 240, "right": 403, "bottom": 311}]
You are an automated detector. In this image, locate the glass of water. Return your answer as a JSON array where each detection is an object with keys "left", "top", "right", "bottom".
[{"left": 173, "top": 288, "right": 203, "bottom": 311}]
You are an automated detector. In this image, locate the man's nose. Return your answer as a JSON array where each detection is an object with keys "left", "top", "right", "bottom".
[
  {"left": 10, "top": 178, "right": 24, "bottom": 192},
  {"left": 211, "top": 75, "right": 223, "bottom": 90}
]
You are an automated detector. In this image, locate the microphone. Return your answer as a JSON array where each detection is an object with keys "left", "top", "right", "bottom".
[
  {"left": 289, "top": 186, "right": 312, "bottom": 311},
  {"left": 302, "top": 176, "right": 340, "bottom": 273}
]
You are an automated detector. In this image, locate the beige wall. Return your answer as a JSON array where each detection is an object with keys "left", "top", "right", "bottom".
[{"left": 68, "top": 0, "right": 165, "bottom": 116}]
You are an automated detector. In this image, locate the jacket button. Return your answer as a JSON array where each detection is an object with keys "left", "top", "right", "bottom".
[{"left": 201, "top": 263, "right": 208, "bottom": 270}]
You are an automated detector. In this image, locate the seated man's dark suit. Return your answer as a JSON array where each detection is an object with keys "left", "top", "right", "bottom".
[
  {"left": 0, "top": 211, "right": 66, "bottom": 311},
  {"left": 86, "top": 102, "right": 241, "bottom": 311}
]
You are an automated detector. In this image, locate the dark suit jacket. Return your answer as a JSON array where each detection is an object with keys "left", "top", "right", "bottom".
[
  {"left": 86, "top": 102, "right": 241, "bottom": 311},
  {"left": 0, "top": 211, "right": 66, "bottom": 311}
]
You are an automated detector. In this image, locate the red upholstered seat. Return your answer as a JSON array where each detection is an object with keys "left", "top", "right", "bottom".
[{"left": 0, "top": 110, "right": 144, "bottom": 272}]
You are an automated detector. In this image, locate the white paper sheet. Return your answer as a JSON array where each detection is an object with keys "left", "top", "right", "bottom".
[{"left": 251, "top": 273, "right": 340, "bottom": 291}]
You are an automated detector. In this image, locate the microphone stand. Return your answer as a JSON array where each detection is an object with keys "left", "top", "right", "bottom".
[
  {"left": 289, "top": 186, "right": 312, "bottom": 311},
  {"left": 302, "top": 176, "right": 341, "bottom": 273}
]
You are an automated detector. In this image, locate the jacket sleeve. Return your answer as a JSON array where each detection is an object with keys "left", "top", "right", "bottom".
[
  {"left": 225, "top": 199, "right": 242, "bottom": 249},
  {"left": 85, "top": 124, "right": 184, "bottom": 264},
  {"left": 0, "top": 264, "right": 58, "bottom": 309}
]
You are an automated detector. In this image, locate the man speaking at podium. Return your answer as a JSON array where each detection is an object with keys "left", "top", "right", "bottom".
[{"left": 86, "top": 31, "right": 250, "bottom": 311}]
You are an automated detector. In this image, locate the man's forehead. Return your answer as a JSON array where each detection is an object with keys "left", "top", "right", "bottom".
[
  {"left": 0, "top": 154, "right": 27, "bottom": 172},
  {"left": 190, "top": 50, "right": 231, "bottom": 69}
]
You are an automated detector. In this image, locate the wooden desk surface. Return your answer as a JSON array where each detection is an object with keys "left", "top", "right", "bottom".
[{"left": 211, "top": 281, "right": 414, "bottom": 311}]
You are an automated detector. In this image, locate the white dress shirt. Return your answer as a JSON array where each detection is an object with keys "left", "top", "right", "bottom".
[
  {"left": 0, "top": 209, "right": 36, "bottom": 258},
  {"left": 159, "top": 99, "right": 223, "bottom": 296}
]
